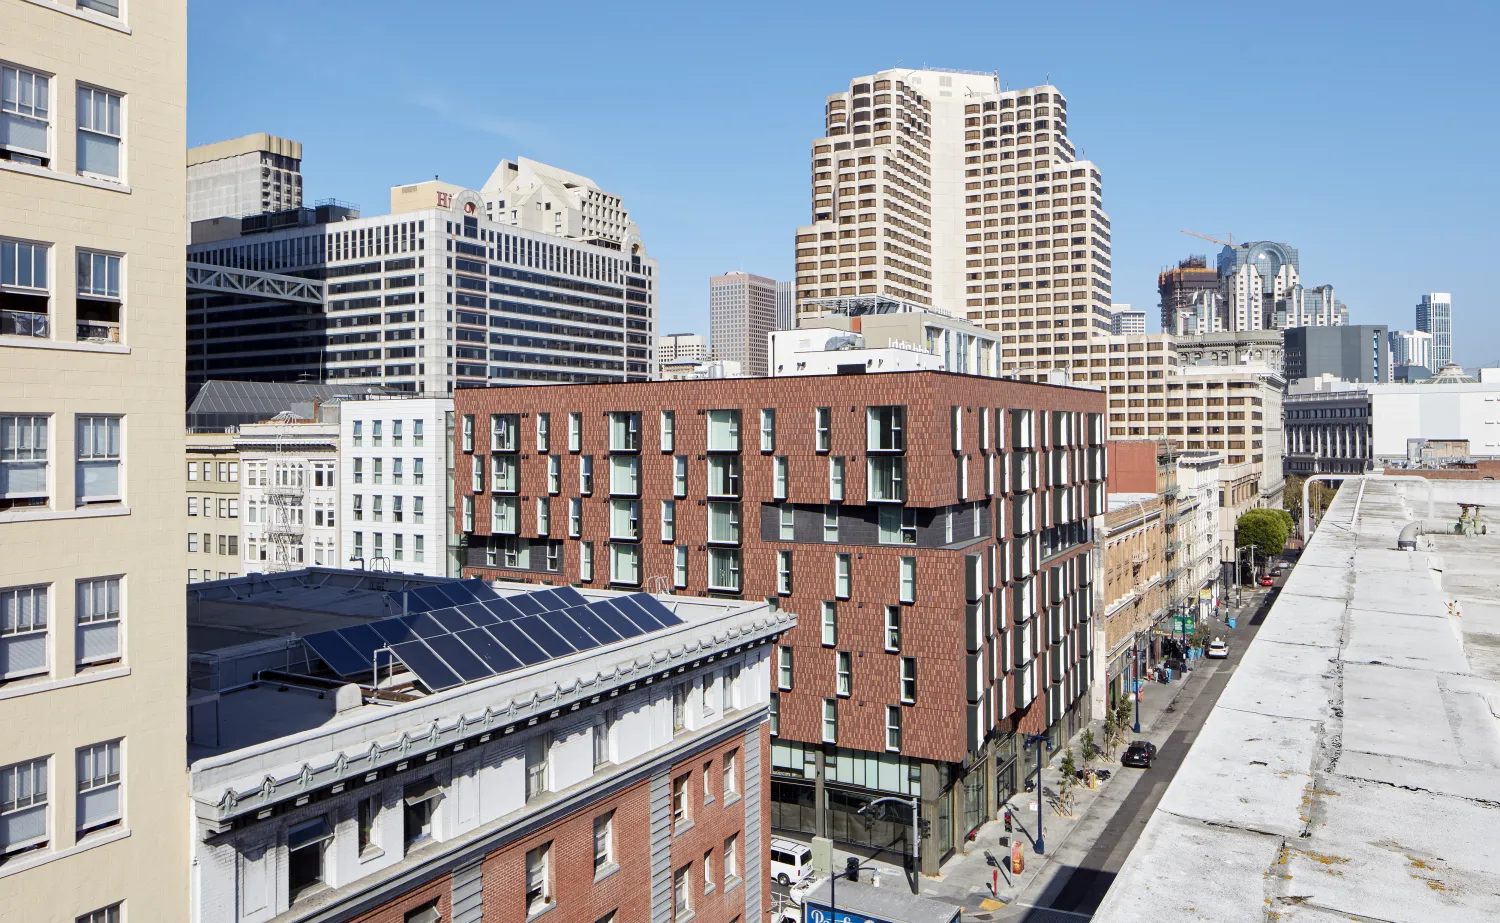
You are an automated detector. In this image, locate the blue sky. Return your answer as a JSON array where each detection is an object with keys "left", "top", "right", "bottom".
[{"left": 190, "top": 0, "right": 1499, "bottom": 364}]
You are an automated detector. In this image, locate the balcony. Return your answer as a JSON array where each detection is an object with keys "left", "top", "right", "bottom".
[
  {"left": 1161, "top": 485, "right": 1184, "bottom": 501},
  {"left": 1165, "top": 540, "right": 1182, "bottom": 557}
]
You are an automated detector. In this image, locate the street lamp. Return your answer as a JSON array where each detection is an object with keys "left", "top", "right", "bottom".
[
  {"left": 856, "top": 796, "right": 922, "bottom": 895},
  {"left": 1131, "top": 633, "right": 1142, "bottom": 733},
  {"left": 1024, "top": 733, "right": 1051, "bottom": 854}
]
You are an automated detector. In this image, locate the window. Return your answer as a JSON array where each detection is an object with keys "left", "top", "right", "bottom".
[
  {"left": 661, "top": 500, "right": 675, "bottom": 541},
  {"left": 608, "top": 499, "right": 639, "bottom": 540},
  {"left": 0, "top": 237, "right": 50, "bottom": 337},
  {"left": 777, "top": 645, "right": 793, "bottom": 690},
  {"left": 413, "top": 457, "right": 424, "bottom": 485},
  {"left": 287, "top": 816, "right": 332, "bottom": 901},
  {"left": 373, "top": 458, "right": 383, "bottom": 484},
  {"left": 829, "top": 456, "right": 845, "bottom": 501},
  {"left": 777, "top": 549, "right": 792, "bottom": 594},
  {"left": 594, "top": 811, "right": 614, "bottom": 873},
  {"left": 822, "top": 698, "right": 838, "bottom": 743},
  {"left": 815, "top": 407, "right": 831, "bottom": 452},
  {"left": 820, "top": 601, "right": 841, "bottom": 647},
  {"left": 352, "top": 457, "right": 363, "bottom": 484},
  {"left": 372, "top": 420, "right": 383, "bottom": 447},
  {"left": 356, "top": 795, "right": 380, "bottom": 857},
  {"left": 609, "top": 455, "right": 639, "bottom": 496},
  {"left": 724, "top": 834, "right": 739, "bottom": 884},
  {"left": 703, "top": 848, "right": 715, "bottom": 893},
  {"left": 404, "top": 901, "right": 440, "bottom": 923},
  {"left": 568, "top": 412, "right": 582, "bottom": 452},
  {"left": 723, "top": 751, "right": 738, "bottom": 797},
  {"left": 75, "top": 904, "right": 122, "bottom": 923},
  {"left": 579, "top": 455, "right": 594, "bottom": 494},
  {"left": 769, "top": 691, "right": 779, "bottom": 736},
  {"left": 536, "top": 497, "right": 550, "bottom": 535},
  {"left": 73, "top": 415, "right": 120, "bottom": 503},
  {"left": 76, "top": 576, "right": 120, "bottom": 665},
  {"left": 1, "top": 65, "right": 51, "bottom": 165},
  {"left": 867, "top": 405, "right": 906, "bottom": 451},
  {"left": 951, "top": 406, "right": 963, "bottom": 451},
  {"left": 547, "top": 455, "right": 560, "bottom": 494},
  {"left": 581, "top": 541, "right": 594, "bottom": 582},
  {"left": 392, "top": 495, "right": 403, "bottom": 523},
  {"left": 526, "top": 843, "right": 552, "bottom": 914},
  {"left": 878, "top": 506, "right": 917, "bottom": 545},
  {"left": 823, "top": 505, "right": 839, "bottom": 542},
  {"left": 674, "top": 545, "right": 689, "bottom": 588},
  {"left": 75, "top": 85, "right": 123, "bottom": 179},
  {"left": 673, "top": 455, "right": 688, "bottom": 497},
  {"left": 778, "top": 504, "right": 794, "bottom": 540},
  {"left": 672, "top": 682, "right": 688, "bottom": 733},
  {"left": 470, "top": 455, "right": 484, "bottom": 493},
  {"left": 901, "top": 657, "right": 917, "bottom": 703},
  {"left": 187, "top": 496, "right": 197, "bottom": 516},
  {"left": 660, "top": 409, "right": 675, "bottom": 452},
  {"left": 707, "top": 547, "right": 740, "bottom": 592},
  {"left": 760, "top": 409, "right": 775, "bottom": 452},
  {"left": 673, "top": 864, "right": 692, "bottom": 918},
  {"left": 75, "top": 249, "right": 121, "bottom": 341},
  {"left": 707, "top": 501, "right": 740, "bottom": 544},
  {"left": 391, "top": 420, "right": 402, "bottom": 447},
  {"left": 492, "top": 454, "right": 518, "bottom": 493},
  {"left": 707, "top": 409, "right": 740, "bottom": 452},
  {"left": 415, "top": 535, "right": 425, "bottom": 562},
  {"left": 535, "top": 412, "right": 550, "bottom": 452},
  {"left": 886, "top": 706, "right": 903, "bottom": 751},
  {"left": 899, "top": 556, "right": 916, "bottom": 603},
  {"left": 352, "top": 495, "right": 364, "bottom": 522},
  {"left": 392, "top": 458, "right": 403, "bottom": 485},
  {"left": 403, "top": 777, "right": 440, "bottom": 849},
  {"left": 490, "top": 413, "right": 519, "bottom": 452},
  {"left": 1, "top": 584, "right": 48, "bottom": 678},
  {"left": 0, "top": 756, "right": 48, "bottom": 856},
  {"left": 413, "top": 419, "right": 424, "bottom": 446},
  {"left": 773, "top": 456, "right": 788, "bottom": 500},
  {"left": 701, "top": 674, "right": 716, "bottom": 719},
  {"left": 608, "top": 411, "right": 640, "bottom": 452},
  {"left": 835, "top": 553, "right": 851, "bottom": 599},
  {"left": 75, "top": 740, "right": 120, "bottom": 835},
  {"left": 461, "top": 414, "right": 474, "bottom": 452},
  {"left": 672, "top": 774, "right": 690, "bottom": 830},
  {"left": 352, "top": 421, "right": 363, "bottom": 446},
  {"left": 187, "top": 461, "right": 197, "bottom": 481},
  {"left": 836, "top": 651, "right": 852, "bottom": 696},
  {"left": 885, "top": 605, "right": 902, "bottom": 652},
  {"left": 393, "top": 534, "right": 404, "bottom": 561},
  {"left": 462, "top": 496, "right": 474, "bottom": 532},
  {"left": 867, "top": 456, "right": 906, "bottom": 502},
  {"left": 609, "top": 543, "right": 640, "bottom": 585}
]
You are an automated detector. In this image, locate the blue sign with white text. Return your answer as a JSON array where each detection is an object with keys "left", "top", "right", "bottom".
[{"left": 804, "top": 906, "right": 884, "bottom": 923}]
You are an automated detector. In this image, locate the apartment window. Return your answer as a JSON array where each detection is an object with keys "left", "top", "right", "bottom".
[
  {"left": 462, "top": 496, "right": 474, "bottom": 532},
  {"left": 661, "top": 499, "right": 676, "bottom": 542},
  {"left": 704, "top": 848, "right": 715, "bottom": 892},
  {"left": 760, "top": 408, "right": 775, "bottom": 452},
  {"left": 393, "top": 534, "right": 405, "bottom": 561},
  {"left": 580, "top": 454, "right": 594, "bottom": 495},
  {"left": 187, "top": 461, "right": 197, "bottom": 481},
  {"left": 470, "top": 454, "right": 484, "bottom": 493},
  {"left": 829, "top": 456, "right": 845, "bottom": 501},
  {"left": 391, "top": 420, "right": 402, "bottom": 447},
  {"left": 568, "top": 412, "right": 582, "bottom": 452},
  {"left": 0, "top": 237, "right": 50, "bottom": 337},
  {"left": 373, "top": 458, "right": 383, "bottom": 484},
  {"left": 878, "top": 506, "right": 918, "bottom": 544},
  {"left": 822, "top": 698, "right": 838, "bottom": 743},
  {"left": 867, "top": 405, "right": 906, "bottom": 451},
  {"left": 414, "top": 536, "right": 425, "bottom": 562},
  {"left": 673, "top": 864, "right": 692, "bottom": 918},
  {"left": 75, "top": 904, "right": 122, "bottom": 923},
  {"left": 660, "top": 409, "right": 675, "bottom": 452},
  {"left": 673, "top": 545, "right": 689, "bottom": 588},
  {"left": 815, "top": 407, "right": 831, "bottom": 452},
  {"left": 886, "top": 706, "right": 903, "bottom": 752},
  {"left": 413, "top": 419, "right": 424, "bottom": 446},
  {"left": 526, "top": 843, "right": 553, "bottom": 915},
  {"left": 547, "top": 455, "right": 560, "bottom": 494},
  {"left": 75, "top": 415, "right": 120, "bottom": 504},
  {"left": 609, "top": 543, "right": 640, "bottom": 585},
  {"left": 769, "top": 691, "right": 779, "bottom": 735},
  {"left": 707, "top": 409, "right": 741, "bottom": 452},
  {"left": 391, "top": 458, "right": 403, "bottom": 485},
  {"left": 609, "top": 455, "right": 639, "bottom": 496},
  {"left": 1, "top": 64, "right": 51, "bottom": 166},
  {"left": 491, "top": 454, "right": 517, "bottom": 493},
  {"left": 352, "top": 421, "right": 363, "bottom": 446},
  {"left": 401, "top": 777, "right": 440, "bottom": 851},
  {"left": 75, "top": 740, "right": 121, "bottom": 835},
  {"left": 592, "top": 710, "right": 614, "bottom": 769},
  {"left": 187, "top": 496, "right": 198, "bottom": 516},
  {"left": 404, "top": 902, "right": 440, "bottom": 923},
  {"left": 773, "top": 456, "right": 788, "bottom": 500},
  {"left": 835, "top": 553, "right": 851, "bottom": 599},
  {"left": 823, "top": 505, "right": 839, "bottom": 542},
  {"left": 899, "top": 556, "right": 916, "bottom": 603},
  {"left": 372, "top": 495, "right": 384, "bottom": 523},
  {"left": 352, "top": 457, "right": 363, "bottom": 484},
  {"left": 535, "top": 412, "right": 550, "bottom": 452},
  {"left": 288, "top": 816, "right": 332, "bottom": 901},
  {"left": 608, "top": 498, "right": 639, "bottom": 541},
  {"left": 958, "top": 455, "right": 970, "bottom": 499},
  {"left": 836, "top": 651, "right": 852, "bottom": 696},
  {"left": 704, "top": 500, "right": 739, "bottom": 544},
  {"left": 608, "top": 411, "right": 640, "bottom": 452},
  {"left": 777, "top": 549, "right": 792, "bottom": 594},
  {"left": 372, "top": 420, "right": 383, "bottom": 447},
  {"left": 0, "top": 756, "right": 48, "bottom": 856},
  {"left": 672, "top": 773, "right": 690, "bottom": 830},
  {"left": 1, "top": 584, "right": 48, "bottom": 678},
  {"left": 722, "top": 750, "right": 739, "bottom": 799},
  {"left": 673, "top": 455, "right": 688, "bottom": 497},
  {"left": 885, "top": 605, "right": 902, "bottom": 652},
  {"left": 707, "top": 547, "right": 740, "bottom": 593},
  {"left": 724, "top": 833, "right": 739, "bottom": 883},
  {"left": 76, "top": 576, "right": 120, "bottom": 665},
  {"left": 901, "top": 657, "right": 917, "bottom": 703},
  {"left": 951, "top": 406, "right": 963, "bottom": 451},
  {"left": 867, "top": 456, "right": 906, "bottom": 502},
  {"left": 593, "top": 811, "right": 614, "bottom": 874},
  {"left": 536, "top": 497, "right": 550, "bottom": 535},
  {"left": 581, "top": 541, "right": 595, "bottom": 582},
  {"left": 777, "top": 645, "right": 793, "bottom": 690},
  {"left": 461, "top": 414, "right": 475, "bottom": 452},
  {"left": 392, "top": 495, "right": 404, "bottom": 523},
  {"left": 75, "top": 249, "right": 121, "bottom": 341},
  {"left": 820, "top": 601, "right": 838, "bottom": 646}
]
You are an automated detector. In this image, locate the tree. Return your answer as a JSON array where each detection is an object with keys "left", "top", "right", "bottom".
[
  {"left": 1112, "top": 696, "right": 1135, "bottom": 745},
  {"left": 1285, "top": 475, "right": 1337, "bottom": 530},
  {"left": 1236, "top": 508, "right": 1290, "bottom": 560},
  {"left": 1102, "top": 711, "right": 1118, "bottom": 759},
  {"left": 1055, "top": 748, "right": 1077, "bottom": 816},
  {"left": 1191, "top": 619, "right": 1213, "bottom": 652},
  {"left": 1080, "top": 729, "right": 1099, "bottom": 782}
]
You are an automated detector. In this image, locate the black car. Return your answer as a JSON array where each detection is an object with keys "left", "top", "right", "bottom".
[{"left": 1121, "top": 740, "right": 1158, "bottom": 768}]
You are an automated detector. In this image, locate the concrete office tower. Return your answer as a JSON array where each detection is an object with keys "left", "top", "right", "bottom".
[
  {"left": 659, "top": 332, "right": 709, "bottom": 364},
  {"left": 1158, "top": 255, "right": 1220, "bottom": 333},
  {"left": 1417, "top": 292, "right": 1453, "bottom": 369},
  {"left": 481, "top": 156, "right": 639, "bottom": 245},
  {"left": 1300, "top": 284, "right": 1348, "bottom": 327},
  {"left": 1283, "top": 324, "right": 1388, "bottom": 384},
  {"left": 187, "top": 132, "right": 303, "bottom": 222},
  {"left": 1389, "top": 329, "right": 1434, "bottom": 378},
  {"left": 1218, "top": 240, "right": 1300, "bottom": 330},
  {"left": 776, "top": 278, "right": 796, "bottom": 330},
  {"left": 792, "top": 69, "right": 1114, "bottom": 379},
  {"left": 709, "top": 271, "right": 778, "bottom": 377},
  {"left": 0, "top": 1, "right": 188, "bottom": 919},
  {"left": 1109, "top": 304, "right": 1145, "bottom": 335}
]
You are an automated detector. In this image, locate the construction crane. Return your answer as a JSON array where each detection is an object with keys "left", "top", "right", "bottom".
[{"left": 1180, "top": 229, "right": 1235, "bottom": 247}]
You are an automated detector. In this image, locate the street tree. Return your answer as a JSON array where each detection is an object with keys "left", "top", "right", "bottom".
[
  {"left": 1056, "top": 748, "right": 1078, "bottom": 816},
  {"left": 1236, "top": 507, "right": 1291, "bottom": 561}
]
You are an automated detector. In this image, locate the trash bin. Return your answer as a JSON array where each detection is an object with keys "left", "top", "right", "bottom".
[{"left": 1227, "top": 617, "right": 1236, "bottom": 629}]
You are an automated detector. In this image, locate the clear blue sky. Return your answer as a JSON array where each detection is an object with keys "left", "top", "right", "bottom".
[{"left": 189, "top": 0, "right": 1499, "bottom": 364}]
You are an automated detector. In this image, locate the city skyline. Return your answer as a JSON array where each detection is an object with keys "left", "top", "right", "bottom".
[{"left": 189, "top": 1, "right": 1498, "bottom": 363}]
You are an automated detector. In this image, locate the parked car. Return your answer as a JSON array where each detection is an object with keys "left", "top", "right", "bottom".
[
  {"left": 1260, "top": 575, "right": 1275, "bottom": 587},
  {"left": 1121, "top": 740, "right": 1158, "bottom": 768},
  {"left": 770, "top": 838, "right": 814, "bottom": 887},
  {"left": 1206, "top": 638, "right": 1229, "bottom": 659}
]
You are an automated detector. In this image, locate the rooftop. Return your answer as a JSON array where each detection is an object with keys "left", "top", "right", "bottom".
[{"left": 1094, "top": 477, "right": 1500, "bottom": 922}]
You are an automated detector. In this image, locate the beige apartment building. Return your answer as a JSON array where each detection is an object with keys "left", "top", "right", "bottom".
[
  {"left": 1097, "top": 495, "right": 1164, "bottom": 708},
  {"left": 185, "top": 433, "right": 241, "bottom": 583},
  {"left": 0, "top": 0, "right": 187, "bottom": 920},
  {"left": 793, "top": 68, "right": 1114, "bottom": 378}
]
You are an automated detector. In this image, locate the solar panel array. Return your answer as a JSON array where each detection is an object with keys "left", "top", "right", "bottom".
[{"left": 301, "top": 581, "right": 686, "bottom": 693}]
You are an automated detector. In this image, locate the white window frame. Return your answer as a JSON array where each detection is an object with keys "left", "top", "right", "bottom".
[
  {"left": 0, "top": 64, "right": 51, "bottom": 164},
  {"left": 829, "top": 455, "right": 845, "bottom": 501},
  {"left": 820, "top": 601, "right": 836, "bottom": 647},
  {"left": 0, "top": 413, "right": 49, "bottom": 504},
  {"left": 526, "top": 843, "right": 552, "bottom": 914},
  {"left": 75, "top": 575, "right": 120, "bottom": 665},
  {"left": 777, "top": 549, "right": 792, "bottom": 595},
  {"left": 0, "top": 756, "right": 49, "bottom": 856},
  {"left": 660, "top": 499, "right": 675, "bottom": 542},
  {"left": 835, "top": 553, "right": 851, "bottom": 599},
  {"left": 822, "top": 698, "right": 837, "bottom": 743},
  {"left": 823, "top": 505, "right": 838, "bottom": 543},
  {"left": 0, "top": 583, "right": 49, "bottom": 679},
  {"left": 886, "top": 705, "right": 903, "bottom": 752},
  {"left": 674, "top": 545, "right": 688, "bottom": 589},
  {"left": 778, "top": 503, "right": 794, "bottom": 540},
  {"left": 75, "top": 739, "right": 121, "bottom": 835},
  {"left": 759, "top": 408, "right": 774, "bottom": 452},
  {"left": 777, "top": 645, "right": 793, "bottom": 690},
  {"left": 593, "top": 811, "right": 614, "bottom": 873},
  {"left": 899, "top": 556, "right": 916, "bottom": 604},
  {"left": 75, "top": 415, "right": 121, "bottom": 504},
  {"left": 835, "top": 650, "right": 851, "bottom": 697},
  {"left": 815, "top": 407, "right": 831, "bottom": 452},
  {"left": 660, "top": 409, "right": 674, "bottom": 452},
  {"left": 884, "top": 605, "right": 901, "bottom": 653},
  {"left": 901, "top": 656, "right": 917, "bottom": 703},
  {"left": 773, "top": 456, "right": 788, "bottom": 500},
  {"left": 568, "top": 412, "right": 582, "bottom": 452}
]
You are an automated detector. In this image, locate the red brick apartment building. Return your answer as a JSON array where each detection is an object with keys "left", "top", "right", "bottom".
[{"left": 452, "top": 371, "right": 1107, "bottom": 871}]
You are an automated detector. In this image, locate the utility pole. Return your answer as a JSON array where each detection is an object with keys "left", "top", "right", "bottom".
[
  {"left": 1024, "top": 734, "right": 1049, "bottom": 854},
  {"left": 1131, "top": 633, "right": 1142, "bottom": 733},
  {"left": 855, "top": 797, "right": 923, "bottom": 895}
]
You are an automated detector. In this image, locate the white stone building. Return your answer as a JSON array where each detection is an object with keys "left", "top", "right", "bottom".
[
  {"left": 658, "top": 332, "right": 708, "bottom": 364},
  {"left": 1109, "top": 304, "right": 1146, "bottom": 336},
  {"left": 339, "top": 396, "right": 455, "bottom": 577},
  {"left": 186, "top": 132, "right": 303, "bottom": 222},
  {"left": 1174, "top": 451, "right": 1223, "bottom": 617},
  {"left": 709, "top": 271, "right": 778, "bottom": 377},
  {"left": 236, "top": 416, "right": 341, "bottom": 571}
]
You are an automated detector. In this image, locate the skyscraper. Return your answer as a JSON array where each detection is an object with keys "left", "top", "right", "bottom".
[
  {"left": 775, "top": 278, "right": 796, "bottom": 330},
  {"left": 1388, "top": 329, "right": 1434, "bottom": 378},
  {"left": 791, "top": 69, "right": 1114, "bottom": 379},
  {"left": 1215, "top": 241, "right": 1346, "bottom": 331},
  {"left": 1158, "top": 255, "right": 1221, "bottom": 334},
  {"left": 1109, "top": 304, "right": 1146, "bottom": 335},
  {"left": 1, "top": 0, "right": 189, "bottom": 918},
  {"left": 187, "top": 132, "right": 303, "bottom": 222},
  {"left": 709, "top": 271, "right": 777, "bottom": 376},
  {"left": 1416, "top": 293, "right": 1453, "bottom": 369}
]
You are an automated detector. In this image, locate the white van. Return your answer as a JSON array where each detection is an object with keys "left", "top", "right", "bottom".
[{"left": 769, "top": 838, "right": 814, "bottom": 886}]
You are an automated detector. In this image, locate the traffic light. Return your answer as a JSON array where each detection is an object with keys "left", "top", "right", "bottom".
[
  {"left": 918, "top": 818, "right": 931, "bottom": 839},
  {"left": 1004, "top": 810, "right": 1013, "bottom": 833}
]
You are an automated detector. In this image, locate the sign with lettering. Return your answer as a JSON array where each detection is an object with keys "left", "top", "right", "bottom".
[
  {"left": 436, "top": 191, "right": 453, "bottom": 207},
  {"left": 804, "top": 906, "right": 884, "bottom": 923}
]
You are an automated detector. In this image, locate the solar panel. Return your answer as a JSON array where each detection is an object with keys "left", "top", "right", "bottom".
[
  {"left": 458, "top": 578, "right": 499, "bottom": 601},
  {"left": 525, "top": 588, "right": 566, "bottom": 612},
  {"left": 303, "top": 630, "right": 368, "bottom": 677},
  {"left": 403, "top": 585, "right": 450, "bottom": 613},
  {"left": 426, "top": 633, "right": 494, "bottom": 683},
  {"left": 408, "top": 612, "right": 449, "bottom": 638},
  {"left": 565, "top": 605, "right": 621, "bottom": 644},
  {"left": 458, "top": 602, "right": 498, "bottom": 625},
  {"left": 429, "top": 608, "right": 475, "bottom": 634},
  {"left": 488, "top": 621, "right": 549, "bottom": 665},
  {"left": 338, "top": 623, "right": 387, "bottom": 662},
  {"left": 632, "top": 593, "right": 686, "bottom": 627},
  {"left": 542, "top": 609, "right": 602, "bottom": 651},
  {"left": 431, "top": 582, "right": 470, "bottom": 606},
  {"left": 552, "top": 586, "right": 589, "bottom": 608},
  {"left": 610, "top": 595, "right": 663, "bottom": 631},
  {"left": 455, "top": 627, "right": 524, "bottom": 674},
  {"left": 390, "top": 640, "right": 462, "bottom": 691},
  {"left": 513, "top": 615, "right": 575, "bottom": 657},
  {"left": 509, "top": 593, "right": 546, "bottom": 616},
  {"left": 589, "top": 599, "right": 646, "bottom": 639},
  {"left": 371, "top": 618, "right": 419, "bottom": 645},
  {"left": 486, "top": 598, "right": 524, "bottom": 622}
]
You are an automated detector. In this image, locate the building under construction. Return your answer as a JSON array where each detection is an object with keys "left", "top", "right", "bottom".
[{"left": 1158, "top": 255, "right": 1221, "bottom": 334}]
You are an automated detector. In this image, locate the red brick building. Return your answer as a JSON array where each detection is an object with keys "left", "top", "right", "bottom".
[{"left": 452, "top": 371, "right": 1107, "bottom": 870}]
